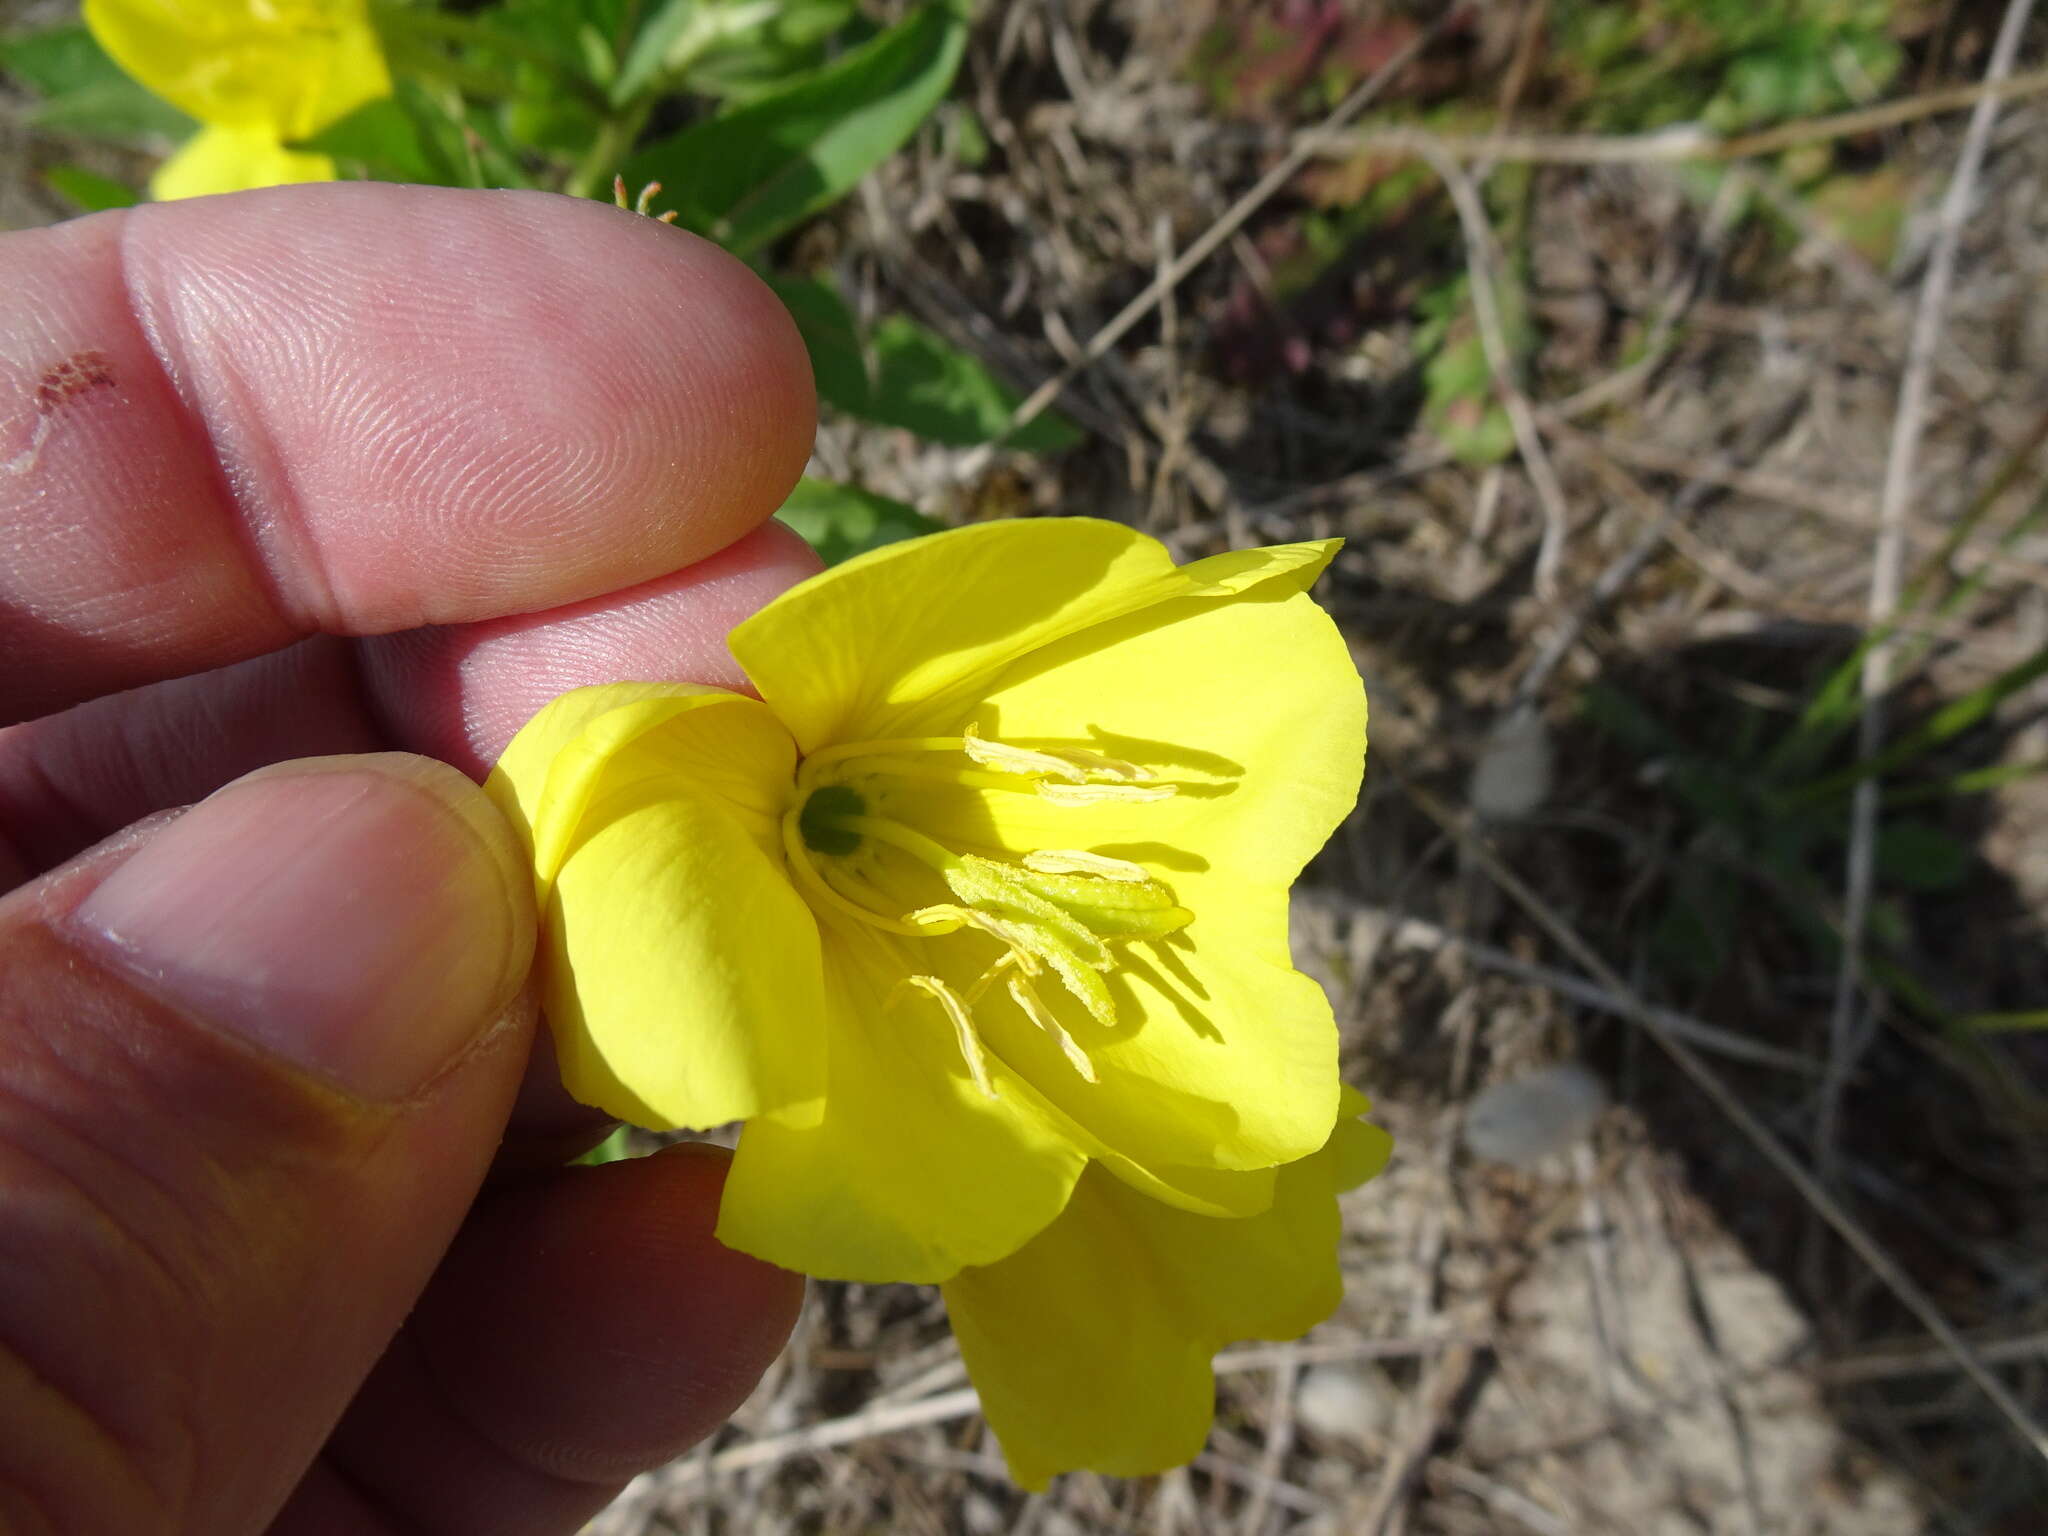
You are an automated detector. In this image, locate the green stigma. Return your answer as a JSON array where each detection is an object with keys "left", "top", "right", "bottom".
[{"left": 798, "top": 783, "right": 866, "bottom": 856}]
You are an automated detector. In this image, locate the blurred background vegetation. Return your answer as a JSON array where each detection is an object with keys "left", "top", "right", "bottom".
[{"left": 6, "top": 1, "right": 2048, "bottom": 1530}]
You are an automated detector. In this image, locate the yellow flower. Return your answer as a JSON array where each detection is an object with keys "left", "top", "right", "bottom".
[
  {"left": 84, "top": 0, "right": 391, "bottom": 199},
  {"left": 487, "top": 517, "right": 1390, "bottom": 1483}
]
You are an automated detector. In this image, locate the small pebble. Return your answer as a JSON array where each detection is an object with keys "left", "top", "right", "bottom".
[
  {"left": 1470, "top": 706, "right": 1555, "bottom": 821},
  {"left": 1463, "top": 1061, "right": 1610, "bottom": 1168},
  {"left": 1294, "top": 1363, "right": 1391, "bottom": 1445}
]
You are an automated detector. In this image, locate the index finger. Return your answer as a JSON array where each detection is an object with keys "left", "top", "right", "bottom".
[{"left": 0, "top": 184, "right": 815, "bottom": 725}]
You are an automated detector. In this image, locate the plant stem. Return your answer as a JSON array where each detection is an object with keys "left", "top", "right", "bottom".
[{"left": 564, "top": 99, "right": 654, "bottom": 200}]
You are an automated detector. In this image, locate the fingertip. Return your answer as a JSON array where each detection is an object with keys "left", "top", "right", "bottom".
[
  {"left": 360, "top": 516, "right": 824, "bottom": 774},
  {"left": 10, "top": 185, "right": 818, "bottom": 699}
]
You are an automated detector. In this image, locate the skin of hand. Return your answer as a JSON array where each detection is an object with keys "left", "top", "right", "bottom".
[{"left": 0, "top": 183, "right": 824, "bottom": 1536}]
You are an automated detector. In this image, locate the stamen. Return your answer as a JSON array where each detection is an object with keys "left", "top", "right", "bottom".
[
  {"left": 784, "top": 727, "right": 1195, "bottom": 1072},
  {"left": 1007, "top": 974, "right": 1099, "bottom": 1082},
  {"left": 1037, "top": 941, "right": 1120, "bottom": 1031},
  {"left": 944, "top": 858, "right": 1110, "bottom": 968},
  {"left": 1035, "top": 744, "right": 1153, "bottom": 783},
  {"left": 833, "top": 756, "right": 1080, "bottom": 795},
  {"left": 962, "top": 949, "right": 1027, "bottom": 1002},
  {"left": 1036, "top": 782, "right": 1177, "bottom": 805},
  {"left": 906, "top": 904, "right": 1045, "bottom": 971},
  {"left": 1023, "top": 849, "right": 1153, "bottom": 882},
  {"left": 613, "top": 175, "right": 680, "bottom": 223},
  {"left": 895, "top": 975, "right": 996, "bottom": 1098},
  {"left": 961, "top": 730, "right": 1094, "bottom": 783},
  {"left": 962, "top": 725, "right": 1153, "bottom": 784},
  {"left": 906, "top": 900, "right": 1112, "bottom": 1033}
]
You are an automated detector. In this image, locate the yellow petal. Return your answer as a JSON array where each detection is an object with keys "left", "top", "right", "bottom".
[
  {"left": 87, "top": 0, "right": 390, "bottom": 140},
  {"left": 730, "top": 518, "right": 1338, "bottom": 752},
  {"left": 488, "top": 683, "right": 789, "bottom": 891},
  {"left": 544, "top": 785, "right": 825, "bottom": 1131},
  {"left": 1333, "top": 1084, "right": 1394, "bottom": 1189},
  {"left": 492, "top": 684, "right": 824, "bottom": 1131},
  {"left": 716, "top": 923, "right": 1089, "bottom": 1283},
  {"left": 943, "top": 1094, "right": 1387, "bottom": 1489},
  {"left": 147, "top": 124, "right": 337, "bottom": 200},
  {"left": 912, "top": 580, "right": 1364, "bottom": 1175}
]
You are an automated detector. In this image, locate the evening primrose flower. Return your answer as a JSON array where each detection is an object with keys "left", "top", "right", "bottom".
[
  {"left": 487, "top": 517, "right": 1390, "bottom": 1483},
  {"left": 84, "top": 0, "right": 391, "bottom": 199}
]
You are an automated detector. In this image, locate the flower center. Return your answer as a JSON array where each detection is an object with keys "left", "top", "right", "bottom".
[{"left": 781, "top": 729, "right": 1194, "bottom": 1095}]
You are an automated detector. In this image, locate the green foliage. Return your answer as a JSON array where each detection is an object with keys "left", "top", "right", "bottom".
[
  {"left": 1414, "top": 273, "right": 1524, "bottom": 467},
  {"left": 625, "top": 4, "right": 966, "bottom": 257},
  {"left": 776, "top": 477, "right": 941, "bottom": 565},
  {"left": 1189, "top": 4, "right": 1423, "bottom": 120},
  {"left": 772, "top": 276, "right": 1080, "bottom": 449},
  {"left": 1581, "top": 467, "right": 2048, "bottom": 1013},
  {"left": 40, "top": 164, "right": 139, "bottom": 212},
  {"left": 1549, "top": 0, "right": 1902, "bottom": 133},
  {"left": 0, "top": 23, "right": 191, "bottom": 141},
  {"left": 575, "top": 1125, "right": 637, "bottom": 1164},
  {"left": 615, "top": 0, "right": 862, "bottom": 105}
]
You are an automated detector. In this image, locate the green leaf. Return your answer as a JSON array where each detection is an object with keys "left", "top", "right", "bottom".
[
  {"left": 575, "top": 1126, "right": 637, "bottom": 1165},
  {"left": 865, "top": 316, "right": 1079, "bottom": 450},
  {"left": 771, "top": 276, "right": 1081, "bottom": 450},
  {"left": 299, "top": 95, "right": 441, "bottom": 183},
  {"left": 614, "top": 0, "right": 707, "bottom": 103},
  {"left": 1874, "top": 820, "right": 1971, "bottom": 892},
  {"left": 0, "top": 23, "right": 192, "bottom": 142},
  {"left": 1579, "top": 682, "right": 1681, "bottom": 759},
  {"left": 687, "top": 1, "right": 865, "bottom": 103},
  {"left": 1417, "top": 272, "right": 1528, "bottom": 468},
  {"left": 327, "top": 80, "right": 536, "bottom": 191},
  {"left": 1, "top": 21, "right": 133, "bottom": 98},
  {"left": 776, "top": 477, "right": 941, "bottom": 565},
  {"left": 40, "top": 164, "right": 138, "bottom": 212},
  {"left": 496, "top": 0, "right": 639, "bottom": 64},
  {"left": 767, "top": 275, "right": 872, "bottom": 416},
  {"left": 616, "top": 0, "right": 833, "bottom": 105},
  {"left": 941, "top": 100, "right": 988, "bottom": 167},
  {"left": 1954, "top": 1009, "right": 2048, "bottom": 1035},
  {"left": 624, "top": 2, "right": 967, "bottom": 257}
]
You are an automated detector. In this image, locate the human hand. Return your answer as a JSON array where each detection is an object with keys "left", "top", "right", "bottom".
[{"left": 0, "top": 183, "right": 821, "bottom": 1534}]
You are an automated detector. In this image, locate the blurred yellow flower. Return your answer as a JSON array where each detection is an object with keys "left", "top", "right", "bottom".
[
  {"left": 488, "top": 517, "right": 1389, "bottom": 1483},
  {"left": 84, "top": 0, "right": 391, "bottom": 199}
]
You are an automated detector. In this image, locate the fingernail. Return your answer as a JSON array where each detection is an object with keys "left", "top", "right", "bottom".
[{"left": 71, "top": 754, "right": 532, "bottom": 1101}]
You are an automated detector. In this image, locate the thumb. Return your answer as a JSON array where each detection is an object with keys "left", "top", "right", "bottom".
[{"left": 0, "top": 754, "right": 535, "bottom": 1535}]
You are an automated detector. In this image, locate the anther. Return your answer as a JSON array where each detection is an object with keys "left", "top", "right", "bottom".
[
  {"left": 896, "top": 975, "right": 996, "bottom": 1098},
  {"left": 1023, "top": 849, "right": 1153, "bottom": 882},
  {"left": 1036, "top": 782, "right": 1177, "bottom": 805},
  {"left": 614, "top": 175, "right": 680, "bottom": 224},
  {"left": 962, "top": 729, "right": 1093, "bottom": 783},
  {"left": 1008, "top": 974, "right": 1099, "bottom": 1082}
]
